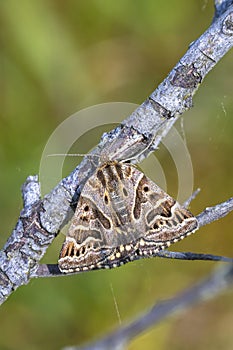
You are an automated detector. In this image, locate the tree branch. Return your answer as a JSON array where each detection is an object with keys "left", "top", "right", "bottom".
[
  {"left": 64, "top": 264, "right": 233, "bottom": 350},
  {"left": 0, "top": 5, "right": 232, "bottom": 307}
]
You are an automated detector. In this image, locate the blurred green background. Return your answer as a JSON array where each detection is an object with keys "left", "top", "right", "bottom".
[{"left": 1, "top": 1, "right": 233, "bottom": 349}]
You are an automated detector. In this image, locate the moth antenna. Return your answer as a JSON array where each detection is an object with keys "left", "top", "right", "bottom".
[
  {"left": 47, "top": 153, "right": 100, "bottom": 158},
  {"left": 47, "top": 152, "right": 101, "bottom": 169},
  {"left": 183, "top": 188, "right": 201, "bottom": 208}
]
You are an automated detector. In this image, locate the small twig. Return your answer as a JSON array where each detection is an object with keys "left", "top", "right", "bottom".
[
  {"left": 197, "top": 197, "right": 233, "bottom": 227},
  {"left": 156, "top": 250, "right": 233, "bottom": 263},
  {"left": 183, "top": 188, "right": 200, "bottom": 208},
  {"left": 62, "top": 264, "right": 233, "bottom": 350}
]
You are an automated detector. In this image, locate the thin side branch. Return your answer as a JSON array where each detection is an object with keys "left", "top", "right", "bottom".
[
  {"left": 64, "top": 264, "right": 233, "bottom": 350},
  {"left": 156, "top": 251, "right": 233, "bottom": 262},
  {"left": 197, "top": 197, "right": 233, "bottom": 227}
]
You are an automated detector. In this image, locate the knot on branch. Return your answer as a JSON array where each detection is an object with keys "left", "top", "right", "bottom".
[
  {"left": 222, "top": 12, "right": 233, "bottom": 35},
  {"left": 148, "top": 97, "right": 173, "bottom": 120},
  {"left": 170, "top": 64, "right": 202, "bottom": 89}
]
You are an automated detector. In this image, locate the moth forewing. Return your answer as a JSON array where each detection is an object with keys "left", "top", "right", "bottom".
[{"left": 58, "top": 161, "right": 198, "bottom": 273}]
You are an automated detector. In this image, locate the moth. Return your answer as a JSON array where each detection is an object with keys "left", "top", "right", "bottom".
[{"left": 58, "top": 160, "right": 198, "bottom": 273}]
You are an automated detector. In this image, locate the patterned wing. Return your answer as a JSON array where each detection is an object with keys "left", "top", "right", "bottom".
[
  {"left": 128, "top": 164, "right": 198, "bottom": 256},
  {"left": 58, "top": 161, "right": 198, "bottom": 272}
]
